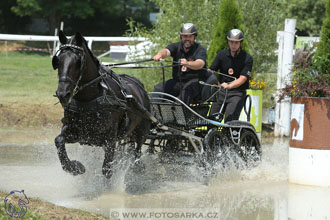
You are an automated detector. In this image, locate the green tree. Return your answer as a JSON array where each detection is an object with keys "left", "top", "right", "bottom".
[
  {"left": 128, "top": 0, "right": 286, "bottom": 73},
  {"left": 11, "top": 0, "right": 153, "bottom": 34},
  {"left": 0, "top": 1, "right": 30, "bottom": 34},
  {"left": 286, "top": 0, "right": 326, "bottom": 36},
  {"left": 127, "top": 0, "right": 220, "bottom": 60},
  {"left": 207, "top": 0, "right": 246, "bottom": 65},
  {"left": 238, "top": 0, "right": 285, "bottom": 72},
  {"left": 315, "top": 0, "right": 330, "bottom": 74}
]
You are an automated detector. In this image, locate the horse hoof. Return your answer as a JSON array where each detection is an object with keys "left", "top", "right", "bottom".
[{"left": 63, "top": 160, "right": 86, "bottom": 175}]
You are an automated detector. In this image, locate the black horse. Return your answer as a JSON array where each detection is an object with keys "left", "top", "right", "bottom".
[{"left": 52, "top": 31, "right": 151, "bottom": 179}]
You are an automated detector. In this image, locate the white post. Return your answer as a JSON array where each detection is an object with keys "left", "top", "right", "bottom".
[
  {"left": 5, "top": 40, "right": 8, "bottom": 57},
  {"left": 275, "top": 19, "right": 296, "bottom": 137},
  {"left": 53, "top": 28, "right": 58, "bottom": 56},
  {"left": 60, "top": 21, "right": 64, "bottom": 31}
]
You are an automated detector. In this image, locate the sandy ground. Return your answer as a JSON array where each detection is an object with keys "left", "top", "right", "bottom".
[{"left": 0, "top": 102, "right": 63, "bottom": 128}]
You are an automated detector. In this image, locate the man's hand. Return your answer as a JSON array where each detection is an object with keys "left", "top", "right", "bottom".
[
  {"left": 180, "top": 58, "right": 188, "bottom": 65},
  {"left": 180, "top": 58, "right": 188, "bottom": 72},
  {"left": 153, "top": 54, "right": 162, "bottom": 61},
  {"left": 153, "top": 48, "right": 171, "bottom": 61},
  {"left": 221, "top": 82, "right": 231, "bottom": 89}
]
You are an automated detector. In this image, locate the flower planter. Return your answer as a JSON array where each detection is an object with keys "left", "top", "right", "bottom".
[
  {"left": 290, "top": 97, "right": 330, "bottom": 149},
  {"left": 289, "top": 97, "right": 330, "bottom": 186}
]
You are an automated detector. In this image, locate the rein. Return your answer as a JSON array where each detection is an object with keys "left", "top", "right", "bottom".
[
  {"left": 105, "top": 58, "right": 179, "bottom": 69},
  {"left": 55, "top": 51, "right": 234, "bottom": 107},
  {"left": 161, "top": 60, "right": 237, "bottom": 81},
  {"left": 106, "top": 58, "right": 154, "bottom": 67},
  {"left": 106, "top": 59, "right": 237, "bottom": 82}
]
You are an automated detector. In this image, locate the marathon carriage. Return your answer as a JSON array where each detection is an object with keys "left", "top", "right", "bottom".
[{"left": 144, "top": 84, "right": 261, "bottom": 168}]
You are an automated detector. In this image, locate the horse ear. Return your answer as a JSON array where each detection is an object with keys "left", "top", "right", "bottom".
[
  {"left": 52, "top": 55, "right": 59, "bottom": 70},
  {"left": 59, "top": 30, "right": 67, "bottom": 44},
  {"left": 75, "top": 32, "right": 85, "bottom": 46}
]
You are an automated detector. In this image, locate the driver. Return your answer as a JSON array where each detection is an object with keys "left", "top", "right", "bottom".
[
  {"left": 153, "top": 23, "right": 208, "bottom": 105},
  {"left": 209, "top": 29, "right": 253, "bottom": 122}
]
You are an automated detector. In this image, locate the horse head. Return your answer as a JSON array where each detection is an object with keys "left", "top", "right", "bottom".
[{"left": 52, "top": 31, "right": 99, "bottom": 106}]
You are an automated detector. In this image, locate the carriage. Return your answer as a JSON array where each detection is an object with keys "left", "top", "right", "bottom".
[
  {"left": 52, "top": 31, "right": 261, "bottom": 179},
  {"left": 144, "top": 89, "right": 261, "bottom": 168}
]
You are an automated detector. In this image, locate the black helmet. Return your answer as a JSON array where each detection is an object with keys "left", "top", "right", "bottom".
[
  {"left": 227, "top": 29, "right": 244, "bottom": 41},
  {"left": 180, "top": 23, "right": 198, "bottom": 36}
]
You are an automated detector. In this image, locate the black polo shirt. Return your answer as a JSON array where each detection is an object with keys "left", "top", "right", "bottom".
[
  {"left": 166, "top": 41, "right": 207, "bottom": 81},
  {"left": 209, "top": 49, "right": 253, "bottom": 91}
]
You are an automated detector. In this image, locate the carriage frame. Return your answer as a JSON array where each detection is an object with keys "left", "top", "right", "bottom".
[{"left": 142, "top": 90, "right": 262, "bottom": 167}]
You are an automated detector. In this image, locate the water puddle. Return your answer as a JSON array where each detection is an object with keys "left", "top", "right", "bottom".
[{"left": 0, "top": 128, "right": 329, "bottom": 219}]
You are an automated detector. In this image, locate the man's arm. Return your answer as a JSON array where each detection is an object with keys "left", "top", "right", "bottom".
[
  {"left": 180, "top": 58, "right": 205, "bottom": 70},
  {"left": 221, "top": 75, "right": 247, "bottom": 89},
  {"left": 153, "top": 48, "right": 171, "bottom": 61}
]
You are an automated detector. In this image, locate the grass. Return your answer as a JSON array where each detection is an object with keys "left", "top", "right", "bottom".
[{"left": 0, "top": 52, "right": 57, "bottom": 104}]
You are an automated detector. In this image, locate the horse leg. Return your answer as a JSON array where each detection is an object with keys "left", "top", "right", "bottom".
[
  {"left": 130, "top": 137, "right": 146, "bottom": 173},
  {"left": 54, "top": 125, "right": 86, "bottom": 175},
  {"left": 102, "top": 145, "right": 115, "bottom": 179}
]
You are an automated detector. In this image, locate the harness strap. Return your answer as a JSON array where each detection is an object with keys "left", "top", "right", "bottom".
[{"left": 99, "top": 66, "right": 129, "bottom": 97}]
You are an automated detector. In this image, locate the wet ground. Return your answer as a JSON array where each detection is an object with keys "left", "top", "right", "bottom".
[{"left": 1, "top": 128, "right": 330, "bottom": 219}]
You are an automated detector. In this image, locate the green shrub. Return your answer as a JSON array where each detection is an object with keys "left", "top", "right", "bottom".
[
  {"left": 207, "top": 0, "right": 247, "bottom": 65},
  {"left": 314, "top": 0, "right": 330, "bottom": 74}
]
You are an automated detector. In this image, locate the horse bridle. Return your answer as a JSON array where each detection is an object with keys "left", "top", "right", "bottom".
[
  {"left": 54, "top": 44, "right": 128, "bottom": 108},
  {"left": 53, "top": 44, "right": 86, "bottom": 104}
]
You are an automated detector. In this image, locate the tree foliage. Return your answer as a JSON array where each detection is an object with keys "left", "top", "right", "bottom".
[
  {"left": 11, "top": 0, "right": 156, "bottom": 35},
  {"left": 286, "top": 0, "right": 326, "bottom": 36},
  {"left": 127, "top": 0, "right": 219, "bottom": 54},
  {"left": 0, "top": 1, "right": 30, "bottom": 34},
  {"left": 207, "top": 0, "right": 246, "bottom": 65},
  {"left": 315, "top": 0, "right": 330, "bottom": 73},
  {"left": 129, "top": 0, "right": 285, "bottom": 73},
  {"left": 238, "top": 0, "right": 285, "bottom": 72}
]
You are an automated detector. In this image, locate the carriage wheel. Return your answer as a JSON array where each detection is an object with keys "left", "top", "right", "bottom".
[
  {"left": 204, "top": 128, "right": 232, "bottom": 166},
  {"left": 237, "top": 129, "right": 261, "bottom": 167}
]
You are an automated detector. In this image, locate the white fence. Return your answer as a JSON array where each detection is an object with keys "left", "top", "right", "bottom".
[{"left": 0, "top": 33, "right": 147, "bottom": 58}]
